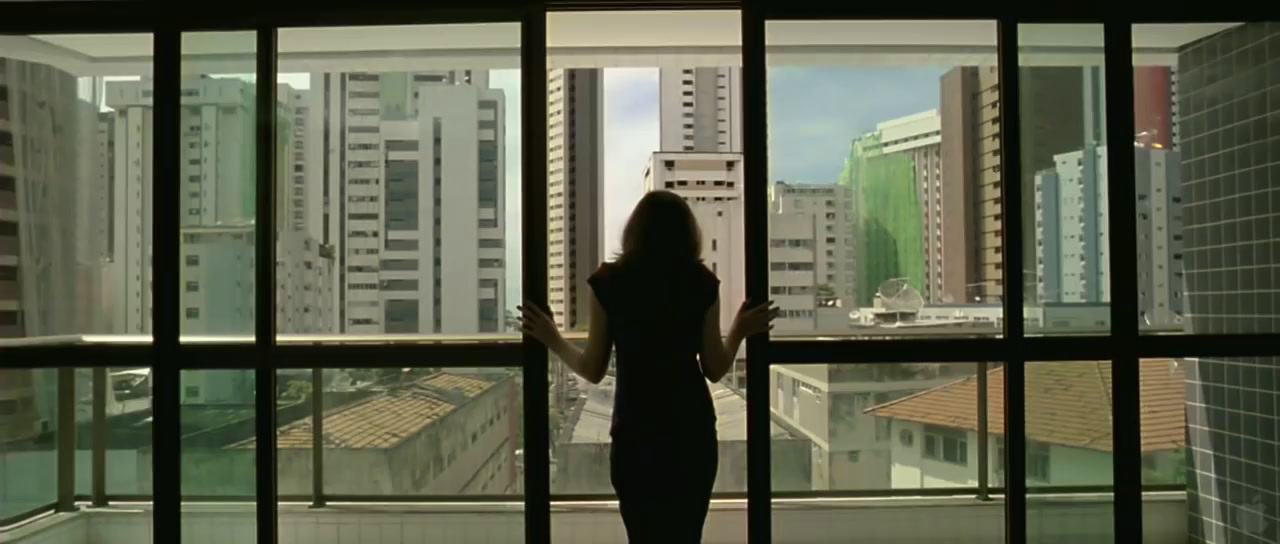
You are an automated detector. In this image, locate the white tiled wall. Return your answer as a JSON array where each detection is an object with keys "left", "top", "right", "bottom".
[{"left": 3, "top": 494, "right": 1188, "bottom": 544}]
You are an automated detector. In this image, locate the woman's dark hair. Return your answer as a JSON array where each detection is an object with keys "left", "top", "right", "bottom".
[{"left": 617, "top": 190, "right": 702, "bottom": 268}]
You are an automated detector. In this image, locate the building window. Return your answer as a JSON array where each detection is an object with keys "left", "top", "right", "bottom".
[
  {"left": 184, "top": 386, "right": 200, "bottom": 400},
  {"left": 185, "top": 281, "right": 198, "bottom": 292},
  {"left": 185, "top": 308, "right": 200, "bottom": 319},
  {"left": 923, "top": 425, "right": 968, "bottom": 466},
  {"left": 1028, "top": 442, "right": 1050, "bottom": 482}
]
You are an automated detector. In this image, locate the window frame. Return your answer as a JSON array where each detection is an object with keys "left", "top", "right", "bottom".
[{"left": 0, "top": 4, "right": 1270, "bottom": 544}]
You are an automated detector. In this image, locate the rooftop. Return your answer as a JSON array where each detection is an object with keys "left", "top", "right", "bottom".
[
  {"left": 234, "top": 372, "right": 496, "bottom": 449},
  {"left": 567, "top": 379, "right": 792, "bottom": 444},
  {"left": 867, "top": 360, "right": 1185, "bottom": 453}
]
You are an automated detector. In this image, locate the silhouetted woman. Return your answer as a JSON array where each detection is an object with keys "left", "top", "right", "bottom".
[{"left": 520, "top": 190, "right": 776, "bottom": 543}]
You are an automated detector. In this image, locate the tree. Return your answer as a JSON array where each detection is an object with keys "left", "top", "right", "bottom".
[{"left": 504, "top": 308, "right": 521, "bottom": 332}]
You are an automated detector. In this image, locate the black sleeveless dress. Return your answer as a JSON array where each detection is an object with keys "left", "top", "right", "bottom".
[{"left": 588, "top": 261, "right": 720, "bottom": 543}]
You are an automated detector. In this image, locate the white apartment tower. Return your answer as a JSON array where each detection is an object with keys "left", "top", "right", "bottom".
[
  {"left": 659, "top": 67, "right": 741, "bottom": 153},
  {"left": 769, "top": 182, "right": 855, "bottom": 331},
  {"left": 103, "top": 78, "right": 335, "bottom": 339},
  {"left": 1035, "top": 145, "right": 1183, "bottom": 328},
  {"left": 547, "top": 69, "right": 603, "bottom": 331},
  {"left": 643, "top": 153, "right": 745, "bottom": 331},
  {"left": 320, "top": 71, "right": 505, "bottom": 335}
]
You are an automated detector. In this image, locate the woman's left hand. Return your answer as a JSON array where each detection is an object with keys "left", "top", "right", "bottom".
[{"left": 518, "top": 301, "right": 562, "bottom": 347}]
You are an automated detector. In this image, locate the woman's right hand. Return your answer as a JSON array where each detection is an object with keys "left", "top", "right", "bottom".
[
  {"left": 730, "top": 299, "right": 779, "bottom": 340},
  {"left": 518, "top": 301, "right": 562, "bottom": 347}
]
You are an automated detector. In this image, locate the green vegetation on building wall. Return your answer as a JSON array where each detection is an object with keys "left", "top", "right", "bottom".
[{"left": 839, "top": 133, "right": 925, "bottom": 306}]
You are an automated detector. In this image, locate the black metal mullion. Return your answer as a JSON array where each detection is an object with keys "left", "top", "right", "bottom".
[
  {"left": 996, "top": 19, "right": 1027, "bottom": 544},
  {"left": 1103, "top": 21, "right": 1142, "bottom": 544},
  {"left": 310, "top": 367, "right": 325, "bottom": 508},
  {"left": 521, "top": 4, "right": 551, "bottom": 544},
  {"left": 254, "top": 25, "right": 281, "bottom": 544},
  {"left": 977, "top": 361, "right": 990, "bottom": 501},
  {"left": 151, "top": 24, "right": 183, "bottom": 544},
  {"left": 92, "top": 367, "right": 108, "bottom": 507},
  {"left": 741, "top": 3, "right": 771, "bottom": 543},
  {"left": 55, "top": 367, "right": 76, "bottom": 512}
]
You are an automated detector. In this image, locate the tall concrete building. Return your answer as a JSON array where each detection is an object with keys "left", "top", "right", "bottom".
[
  {"left": 840, "top": 111, "right": 938, "bottom": 306},
  {"left": 0, "top": 59, "right": 106, "bottom": 442},
  {"left": 1177, "top": 22, "right": 1280, "bottom": 544},
  {"left": 315, "top": 71, "right": 505, "bottom": 335},
  {"left": 104, "top": 78, "right": 336, "bottom": 402},
  {"left": 939, "top": 66, "right": 1090, "bottom": 305},
  {"left": 547, "top": 68, "right": 603, "bottom": 331},
  {"left": 1, "top": 59, "right": 112, "bottom": 339},
  {"left": 769, "top": 181, "right": 855, "bottom": 331},
  {"left": 659, "top": 67, "right": 741, "bottom": 153},
  {"left": 1034, "top": 145, "right": 1184, "bottom": 328},
  {"left": 643, "top": 152, "right": 745, "bottom": 331}
]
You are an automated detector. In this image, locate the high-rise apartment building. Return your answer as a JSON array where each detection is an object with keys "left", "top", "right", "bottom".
[
  {"left": 0, "top": 59, "right": 105, "bottom": 442},
  {"left": 769, "top": 181, "right": 855, "bottom": 330},
  {"left": 659, "top": 67, "right": 741, "bottom": 153},
  {"left": 940, "top": 66, "right": 1092, "bottom": 305},
  {"left": 316, "top": 72, "right": 505, "bottom": 335},
  {"left": 104, "top": 78, "right": 336, "bottom": 402},
  {"left": 547, "top": 68, "right": 603, "bottom": 331},
  {"left": 643, "top": 153, "right": 745, "bottom": 331},
  {"left": 1178, "top": 22, "right": 1279, "bottom": 544},
  {"left": 1034, "top": 145, "right": 1184, "bottom": 328},
  {"left": 1, "top": 59, "right": 112, "bottom": 338},
  {"left": 840, "top": 111, "right": 941, "bottom": 306},
  {"left": 939, "top": 67, "right": 999, "bottom": 304}
]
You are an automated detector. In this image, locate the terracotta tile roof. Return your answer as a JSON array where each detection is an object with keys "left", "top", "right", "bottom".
[
  {"left": 418, "top": 373, "right": 494, "bottom": 399},
  {"left": 233, "top": 372, "right": 497, "bottom": 449},
  {"left": 867, "top": 360, "right": 1186, "bottom": 454}
]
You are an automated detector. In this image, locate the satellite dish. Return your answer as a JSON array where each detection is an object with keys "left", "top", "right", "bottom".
[{"left": 877, "top": 278, "right": 924, "bottom": 313}]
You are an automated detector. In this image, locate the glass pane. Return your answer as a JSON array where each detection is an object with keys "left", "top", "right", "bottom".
[
  {"left": 546, "top": 10, "right": 744, "bottom": 542},
  {"left": 1131, "top": 23, "right": 1278, "bottom": 336},
  {"left": 769, "top": 362, "right": 990, "bottom": 492},
  {"left": 178, "top": 368, "right": 255, "bottom": 543},
  {"left": 171, "top": 32, "right": 258, "bottom": 341},
  {"left": 304, "top": 367, "right": 523, "bottom": 496},
  {"left": 765, "top": 20, "right": 1003, "bottom": 340},
  {"left": 275, "top": 23, "right": 522, "bottom": 339},
  {"left": 73, "top": 367, "right": 153, "bottom": 497},
  {"left": 0, "top": 34, "right": 154, "bottom": 340},
  {"left": 0, "top": 368, "right": 57, "bottom": 520},
  {"left": 1018, "top": 24, "right": 1111, "bottom": 336},
  {"left": 1025, "top": 361, "right": 1114, "bottom": 543}
]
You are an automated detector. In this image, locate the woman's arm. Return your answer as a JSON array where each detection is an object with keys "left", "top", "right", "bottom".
[
  {"left": 519, "top": 292, "right": 611, "bottom": 384},
  {"left": 700, "top": 298, "right": 777, "bottom": 383}
]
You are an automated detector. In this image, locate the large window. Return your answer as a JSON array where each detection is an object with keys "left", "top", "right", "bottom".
[
  {"left": 766, "top": 21, "right": 1003, "bottom": 339},
  {"left": 544, "top": 15, "right": 746, "bottom": 538},
  {"left": 1, "top": 7, "right": 1276, "bottom": 544},
  {"left": 275, "top": 23, "right": 521, "bottom": 339}
]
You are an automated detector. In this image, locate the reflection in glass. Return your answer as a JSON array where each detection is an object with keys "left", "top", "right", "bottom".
[
  {"left": 0, "top": 368, "right": 57, "bottom": 519},
  {"left": 0, "top": 35, "right": 154, "bottom": 340}
]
